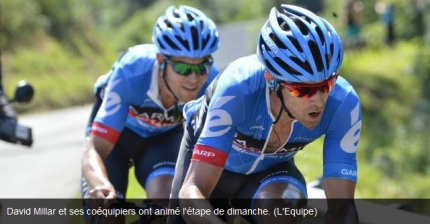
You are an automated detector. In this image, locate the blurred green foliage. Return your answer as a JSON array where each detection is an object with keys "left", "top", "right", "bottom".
[{"left": 1, "top": 0, "right": 430, "bottom": 199}]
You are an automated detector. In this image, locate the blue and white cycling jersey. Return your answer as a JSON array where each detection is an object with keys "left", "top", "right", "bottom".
[
  {"left": 91, "top": 44, "right": 219, "bottom": 143},
  {"left": 185, "top": 55, "right": 361, "bottom": 182}
]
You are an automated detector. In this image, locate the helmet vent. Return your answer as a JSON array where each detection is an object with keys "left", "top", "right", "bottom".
[
  {"left": 287, "top": 36, "right": 303, "bottom": 53},
  {"left": 163, "top": 35, "right": 181, "bottom": 51},
  {"left": 275, "top": 57, "right": 303, "bottom": 75},
  {"left": 202, "top": 35, "right": 213, "bottom": 51},
  {"left": 271, "top": 33, "right": 286, "bottom": 50},
  {"left": 164, "top": 19, "right": 173, "bottom": 28},
  {"left": 308, "top": 41, "right": 323, "bottom": 72},
  {"left": 190, "top": 26, "right": 199, "bottom": 50},
  {"left": 186, "top": 13, "right": 195, "bottom": 22},
  {"left": 315, "top": 26, "right": 325, "bottom": 44},
  {"left": 156, "top": 39, "right": 165, "bottom": 50},
  {"left": 175, "top": 35, "right": 190, "bottom": 51},
  {"left": 293, "top": 17, "right": 309, "bottom": 36},
  {"left": 290, "top": 57, "right": 311, "bottom": 74},
  {"left": 208, "top": 36, "right": 217, "bottom": 50},
  {"left": 326, "top": 43, "right": 334, "bottom": 68},
  {"left": 264, "top": 59, "right": 281, "bottom": 77}
]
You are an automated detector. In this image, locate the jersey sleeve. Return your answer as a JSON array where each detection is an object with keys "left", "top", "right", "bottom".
[
  {"left": 322, "top": 88, "right": 362, "bottom": 182},
  {"left": 91, "top": 61, "right": 135, "bottom": 144},
  {"left": 191, "top": 74, "right": 246, "bottom": 168},
  {"left": 93, "top": 73, "right": 110, "bottom": 96}
]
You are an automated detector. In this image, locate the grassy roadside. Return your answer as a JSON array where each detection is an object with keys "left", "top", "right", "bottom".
[{"left": 2, "top": 37, "right": 116, "bottom": 114}]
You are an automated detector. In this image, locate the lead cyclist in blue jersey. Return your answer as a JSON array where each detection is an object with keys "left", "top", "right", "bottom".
[
  {"left": 81, "top": 5, "right": 220, "bottom": 224},
  {"left": 169, "top": 4, "right": 362, "bottom": 224}
]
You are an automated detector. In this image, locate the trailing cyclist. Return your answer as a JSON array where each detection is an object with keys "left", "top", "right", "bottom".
[{"left": 81, "top": 5, "right": 220, "bottom": 224}]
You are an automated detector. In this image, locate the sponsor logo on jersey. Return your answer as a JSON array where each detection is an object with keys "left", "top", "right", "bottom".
[
  {"left": 193, "top": 149, "right": 216, "bottom": 157},
  {"left": 276, "top": 144, "right": 305, "bottom": 153},
  {"left": 233, "top": 131, "right": 308, "bottom": 154},
  {"left": 192, "top": 144, "right": 228, "bottom": 168},
  {"left": 250, "top": 125, "right": 265, "bottom": 131},
  {"left": 92, "top": 125, "right": 108, "bottom": 134},
  {"left": 293, "top": 136, "right": 317, "bottom": 142},
  {"left": 233, "top": 131, "right": 265, "bottom": 151},
  {"left": 341, "top": 169, "right": 357, "bottom": 176},
  {"left": 99, "top": 79, "right": 122, "bottom": 117},
  {"left": 91, "top": 122, "right": 121, "bottom": 143},
  {"left": 201, "top": 96, "right": 235, "bottom": 138},
  {"left": 340, "top": 102, "right": 361, "bottom": 153},
  {"left": 129, "top": 106, "right": 182, "bottom": 128}
]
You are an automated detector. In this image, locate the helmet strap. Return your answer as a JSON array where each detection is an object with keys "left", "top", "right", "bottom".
[
  {"left": 161, "top": 62, "right": 181, "bottom": 121},
  {"left": 273, "top": 88, "right": 295, "bottom": 124}
]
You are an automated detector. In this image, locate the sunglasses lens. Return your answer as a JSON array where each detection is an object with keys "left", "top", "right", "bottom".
[
  {"left": 168, "top": 58, "right": 212, "bottom": 76},
  {"left": 289, "top": 88, "right": 301, "bottom": 97},
  {"left": 296, "top": 87, "right": 318, "bottom": 99},
  {"left": 321, "top": 83, "right": 330, "bottom": 94},
  {"left": 172, "top": 63, "right": 189, "bottom": 75},
  {"left": 190, "top": 63, "right": 209, "bottom": 75},
  {"left": 282, "top": 74, "right": 338, "bottom": 98}
]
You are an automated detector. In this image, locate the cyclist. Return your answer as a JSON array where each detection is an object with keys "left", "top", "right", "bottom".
[
  {"left": 169, "top": 4, "right": 361, "bottom": 224},
  {"left": 81, "top": 5, "right": 220, "bottom": 224}
]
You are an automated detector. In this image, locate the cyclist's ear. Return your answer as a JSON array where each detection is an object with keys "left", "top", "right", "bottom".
[
  {"left": 159, "top": 62, "right": 165, "bottom": 70},
  {"left": 265, "top": 71, "right": 279, "bottom": 92},
  {"left": 264, "top": 71, "right": 275, "bottom": 82},
  {"left": 156, "top": 53, "right": 165, "bottom": 70}
]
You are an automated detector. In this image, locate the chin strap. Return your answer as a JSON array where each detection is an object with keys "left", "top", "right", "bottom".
[
  {"left": 273, "top": 88, "right": 295, "bottom": 124},
  {"left": 160, "top": 62, "right": 180, "bottom": 121}
]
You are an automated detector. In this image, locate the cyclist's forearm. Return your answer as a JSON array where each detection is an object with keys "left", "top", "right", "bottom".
[{"left": 82, "top": 147, "right": 110, "bottom": 189}]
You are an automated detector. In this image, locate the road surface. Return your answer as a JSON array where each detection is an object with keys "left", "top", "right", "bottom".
[{"left": 0, "top": 105, "right": 90, "bottom": 198}]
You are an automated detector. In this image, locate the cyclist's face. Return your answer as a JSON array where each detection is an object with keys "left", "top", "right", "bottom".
[
  {"left": 160, "top": 55, "right": 210, "bottom": 103},
  {"left": 281, "top": 85, "right": 330, "bottom": 130}
]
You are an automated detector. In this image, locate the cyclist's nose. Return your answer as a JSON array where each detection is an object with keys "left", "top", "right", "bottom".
[{"left": 186, "top": 72, "right": 201, "bottom": 83}]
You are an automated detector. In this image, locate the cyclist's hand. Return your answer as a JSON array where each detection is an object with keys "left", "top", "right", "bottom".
[{"left": 86, "top": 185, "right": 117, "bottom": 209}]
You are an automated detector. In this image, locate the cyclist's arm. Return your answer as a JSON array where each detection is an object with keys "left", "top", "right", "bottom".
[
  {"left": 82, "top": 134, "right": 115, "bottom": 197},
  {"left": 324, "top": 179, "right": 358, "bottom": 223},
  {"left": 82, "top": 66, "right": 134, "bottom": 200},
  {"left": 177, "top": 69, "right": 245, "bottom": 223},
  {"left": 322, "top": 86, "right": 361, "bottom": 223},
  {"left": 179, "top": 159, "right": 225, "bottom": 224}
]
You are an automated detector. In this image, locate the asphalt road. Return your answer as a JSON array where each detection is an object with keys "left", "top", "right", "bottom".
[{"left": 0, "top": 105, "right": 91, "bottom": 198}]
